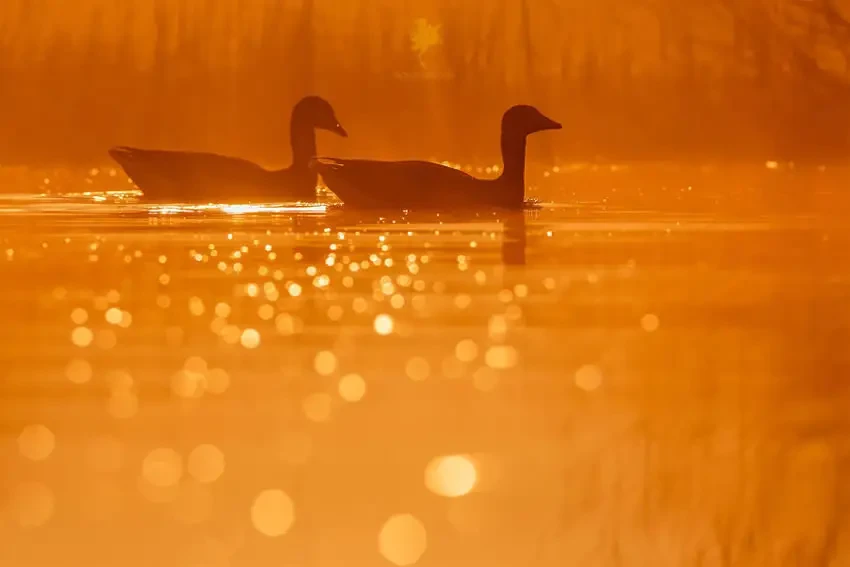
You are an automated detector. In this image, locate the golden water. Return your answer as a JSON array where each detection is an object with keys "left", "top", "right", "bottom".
[{"left": 0, "top": 165, "right": 848, "bottom": 566}]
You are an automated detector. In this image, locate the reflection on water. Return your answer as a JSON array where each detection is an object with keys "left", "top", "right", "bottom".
[
  {"left": 0, "top": 172, "right": 849, "bottom": 567},
  {"left": 0, "top": 190, "right": 327, "bottom": 216}
]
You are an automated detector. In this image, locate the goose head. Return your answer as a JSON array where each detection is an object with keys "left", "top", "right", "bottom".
[
  {"left": 293, "top": 96, "right": 348, "bottom": 137},
  {"left": 502, "top": 105, "right": 562, "bottom": 138}
]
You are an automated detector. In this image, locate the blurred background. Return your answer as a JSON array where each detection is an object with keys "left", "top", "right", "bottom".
[{"left": 2, "top": 0, "right": 850, "bottom": 166}]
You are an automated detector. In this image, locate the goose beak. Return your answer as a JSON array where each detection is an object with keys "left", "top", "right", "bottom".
[
  {"left": 542, "top": 117, "right": 562, "bottom": 131},
  {"left": 332, "top": 123, "right": 348, "bottom": 138}
]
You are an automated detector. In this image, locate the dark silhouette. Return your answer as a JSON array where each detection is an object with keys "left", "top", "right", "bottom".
[
  {"left": 108, "top": 96, "right": 346, "bottom": 202},
  {"left": 312, "top": 105, "right": 560, "bottom": 210}
]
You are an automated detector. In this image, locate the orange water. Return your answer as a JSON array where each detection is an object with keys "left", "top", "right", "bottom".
[{"left": 0, "top": 165, "right": 848, "bottom": 566}]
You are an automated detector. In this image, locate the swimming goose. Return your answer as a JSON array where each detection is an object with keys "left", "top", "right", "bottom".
[
  {"left": 109, "top": 96, "right": 347, "bottom": 202},
  {"left": 312, "top": 105, "right": 560, "bottom": 210}
]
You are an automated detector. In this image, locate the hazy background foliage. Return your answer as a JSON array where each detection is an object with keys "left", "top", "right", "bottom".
[{"left": 1, "top": 0, "right": 850, "bottom": 165}]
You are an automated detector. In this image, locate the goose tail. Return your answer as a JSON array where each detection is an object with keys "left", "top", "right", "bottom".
[{"left": 109, "top": 146, "right": 143, "bottom": 167}]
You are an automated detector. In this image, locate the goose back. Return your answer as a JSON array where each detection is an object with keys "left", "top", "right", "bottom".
[{"left": 316, "top": 158, "right": 499, "bottom": 209}]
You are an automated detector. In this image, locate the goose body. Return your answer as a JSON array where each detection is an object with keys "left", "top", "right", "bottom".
[
  {"left": 109, "top": 96, "right": 346, "bottom": 203},
  {"left": 314, "top": 159, "right": 490, "bottom": 209},
  {"left": 108, "top": 148, "right": 317, "bottom": 202},
  {"left": 313, "top": 105, "right": 561, "bottom": 210}
]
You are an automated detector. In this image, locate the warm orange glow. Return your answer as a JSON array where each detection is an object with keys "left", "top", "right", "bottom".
[{"left": 0, "top": 5, "right": 847, "bottom": 565}]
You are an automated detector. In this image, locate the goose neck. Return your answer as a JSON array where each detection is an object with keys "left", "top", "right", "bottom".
[
  {"left": 499, "top": 131, "right": 528, "bottom": 202},
  {"left": 290, "top": 110, "right": 318, "bottom": 169}
]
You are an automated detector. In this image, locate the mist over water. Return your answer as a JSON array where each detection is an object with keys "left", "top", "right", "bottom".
[{"left": 2, "top": 0, "right": 850, "bottom": 166}]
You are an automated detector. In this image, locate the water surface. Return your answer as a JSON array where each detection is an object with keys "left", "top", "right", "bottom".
[{"left": 0, "top": 168, "right": 848, "bottom": 566}]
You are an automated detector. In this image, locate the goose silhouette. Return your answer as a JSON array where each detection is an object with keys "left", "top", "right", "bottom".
[
  {"left": 312, "top": 105, "right": 560, "bottom": 210},
  {"left": 109, "top": 96, "right": 346, "bottom": 203}
]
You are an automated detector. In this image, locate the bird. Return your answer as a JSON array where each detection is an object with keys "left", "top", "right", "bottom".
[
  {"left": 311, "top": 105, "right": 561, "bottom": 210},
  {"left": 108, "top": 96, "right": 347, "bottom": 203}
]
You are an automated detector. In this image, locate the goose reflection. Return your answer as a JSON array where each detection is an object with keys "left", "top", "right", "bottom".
[{"left": 501, "top": 212, "right": 527, "bottom": 266}]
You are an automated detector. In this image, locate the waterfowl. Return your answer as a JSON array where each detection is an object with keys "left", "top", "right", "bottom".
[
  {"left": 312, "top": 105, "right": 561, "bottom": 210},
  {"left": 109, "top": 96, "right": 347, "bottom": 202}
]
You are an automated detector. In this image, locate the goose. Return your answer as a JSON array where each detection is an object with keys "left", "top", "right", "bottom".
[
  {"left": 311, "top": 105, "right": 560, "bottom": 210},
  {"left": 109, "top": 96, "right": 347, "bottom": 203}
]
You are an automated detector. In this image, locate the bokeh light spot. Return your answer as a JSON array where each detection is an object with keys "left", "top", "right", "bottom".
[
  {"left": 338, "top": 374, "right": 366, "bottom": 402},
  {"left": 240, "top": 328, "right": 261, "bottom": 349},
  {"left": 287, "top": 282, "right": 302, "bottom": 297},
  {"left": 314, "top": 351, "right": 338, "bottom": 376},
  {"left": 221, "top": 325, "right": 241, "bottom": 345},
  {"left": 71, "top": 326, "right": 94, "bottom": 347},
  {"left": 405, "top": 357, "right": 430, "bottom": 381},
  {"left": 105, "top": 307, "right": 123, "bottom": 325},
  {"left": 488, "top": 315, "right": 508, "bottom": 341},
  {"left": 206, "top": 368, "right": 231, "bottom": 394},
  {"left": 425, "top": 455, "right": 478, "bottom": 497},
  {"left": 374, "top": 314, "right": 395, "bottom": 336},
  {"left": 378, "top": 514, "right": 428, "bottom": 566},
  {"left": 70, "top": 307, "right": 88, "bottom": 325},
  {"left": 484, "top": 345, "right": 518, "bottom": 369},
  {"left": 454, "top": 339, "right": 479, "bottom": 363},
  {"left": 472, "top": 367, "right": 499, "bottom": 392},
  {"left": 575, "top": 364, "right": 603, "bottom": 391},
  {"left": 17, "top": 424, "right": 55, "bottom": 461},
  {"left": 12, "top": 481, "right": 55, "bottom": 528},
  {"left": 189, "top": 296, "right": 205, "bottom": 316},
  {"left": 65, "top": 358, "right": 93, "bottom": 384},
  {"left": 641, "top": 313, "right": 660, "bottom": 332},
  {"left": 188, "top": 444, "right": 226, "bottom": 484},
  {"left": 142, "top": 448, "right": 183, "bottom": 488},
  {"left": 275, "top": 313, "right": 301, "bottom": 336},
  {"left": 215, "top": 302, "right": 232, "bottom": 318},
  {"left": 172, "top": 370, "right": 206, "bottom": 399},
  {"left": 258, "top": 304, "right": 275, "bottom": 321},
  {"left": 302, "top": 393, "right": 332, "bottom": 423},
  {"left": 251, "top": 489, "right": 295, "bottom": 537},
  {"left": 95, "top": 329, "right": 118, "bottom": 349}
]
